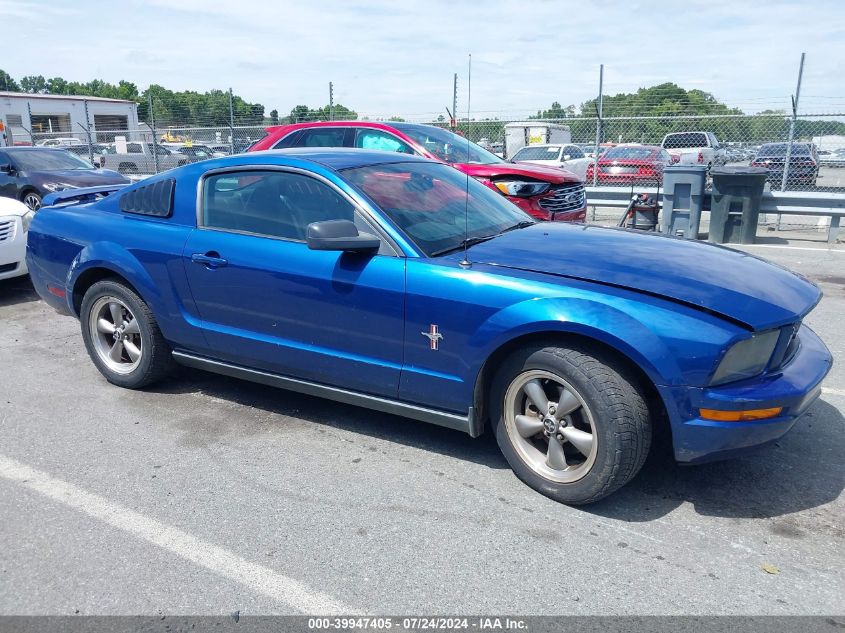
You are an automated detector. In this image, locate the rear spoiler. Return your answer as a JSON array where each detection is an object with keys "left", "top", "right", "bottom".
[{"left": 42, "top": 184, "right": 128, "bottom": 208}]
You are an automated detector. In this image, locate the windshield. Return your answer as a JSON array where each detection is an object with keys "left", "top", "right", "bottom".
[
  {"left": 397, "top": 125, "right": 504, "bottom": 165},
  {"left": 343, "top": 161, "right": 532, "bottom": 256},
  {"left": 757, "top": 144, "right": 811, "bottom": 157},
  {"left": 10, "top": 149, "right": 95, "bottom": 171},
  {"left": 603, "top": 147, "right": 656, "bottom": 160},
  {"left": 513, "top": 146, "right": 562, "bottom": 161}
]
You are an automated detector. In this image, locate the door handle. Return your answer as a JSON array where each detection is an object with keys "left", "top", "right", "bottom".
[{"left": 191, "top": 252, "right": 228, "bottom": 268}]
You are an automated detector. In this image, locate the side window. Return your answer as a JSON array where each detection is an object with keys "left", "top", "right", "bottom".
[
  {"left": 295, "top": 128, "right": 347, "bottom": 148},
  {"left": 354, "top": 129, "right": 414, "bottom": 154},
  {"left": 566, "top": 145, "right": 584, "bottom": 159},
  {"left": 272, "top": 130, "right": 302, "bottom": 149},
  {"left": 126, "top": 143, "right": 142, "bottom": 154},
  {"left": 202, "top": 170, "right": 357, "bottom": 242}
]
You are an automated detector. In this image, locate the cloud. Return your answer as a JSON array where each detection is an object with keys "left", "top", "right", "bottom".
[{"left": 2, "top": 0, "right": 844, "bottom": 117}]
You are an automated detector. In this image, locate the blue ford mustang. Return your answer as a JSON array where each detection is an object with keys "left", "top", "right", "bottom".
[{"left": 26, "top": 149, "right": 832, "bottom": 504}]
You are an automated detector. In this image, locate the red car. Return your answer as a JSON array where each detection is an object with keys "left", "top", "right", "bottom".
[
  {"left": 249, "top": 121, "right": 586, "bottom": 222},
  {"left": 585, "top": 144, "right": 671, "bottom": 185}
]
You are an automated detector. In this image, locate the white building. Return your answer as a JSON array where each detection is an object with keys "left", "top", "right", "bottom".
[{"left": 0, "top": 91, "right": 140, "bottom": 146}]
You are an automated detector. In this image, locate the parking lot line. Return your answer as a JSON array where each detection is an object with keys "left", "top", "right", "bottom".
[
  {"left": 0, "top": 454, "right": 356, "bottom": 615},
  {"left": 739, "top": 244, "right": 845, "bottom": 253}
]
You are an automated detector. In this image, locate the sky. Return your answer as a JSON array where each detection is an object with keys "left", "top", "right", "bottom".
[{"left": 2, "top": 0, "right": 844, "bottom": 119}]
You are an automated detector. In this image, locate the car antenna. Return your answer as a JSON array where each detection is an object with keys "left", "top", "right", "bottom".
[{"left": 459, "top": 53, "right": 472, "bottom": 269}]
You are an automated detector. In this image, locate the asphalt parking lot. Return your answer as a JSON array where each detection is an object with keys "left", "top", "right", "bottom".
[{"left": 0, "top": 235, "right": 843, "bottom": 616}]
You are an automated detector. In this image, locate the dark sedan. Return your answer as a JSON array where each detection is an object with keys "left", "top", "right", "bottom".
[
  {"left": 752, "top": 143, "right": 819, "bottom": 188},
  {"left": 0, "top": 147, "right": 129, "bottom": 210}
]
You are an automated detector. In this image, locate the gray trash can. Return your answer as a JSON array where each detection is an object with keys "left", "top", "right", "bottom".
[
  {"left": 660, "top": 165, "right": 708, "bottom": 239},
  {"left": 708, "top": 166, "right": 768, "bottom": 245}
]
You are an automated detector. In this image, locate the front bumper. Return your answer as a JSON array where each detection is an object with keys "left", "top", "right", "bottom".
[
  {"left": 0, "top": 216, "right": 28, "bottom": 281},
  {"left": 509, "top": 195, "right": 587, "bottom": 222},
  {"left": 659, "top": 325, "right": 832, "bottom": 463}
]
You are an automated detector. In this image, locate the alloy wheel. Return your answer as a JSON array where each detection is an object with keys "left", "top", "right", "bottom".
[
  {"left": 88, "top": 296, "right": 143, "bottom": 374},
  {"left": 503, "top": 369, "right": 598, "bottom": 483}
]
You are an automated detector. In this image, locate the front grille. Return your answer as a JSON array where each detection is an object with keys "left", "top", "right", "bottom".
[
  {"left": 537, "top": 183, "right": 586, "bottom": 215},
  {"left": 0, "top": 219, "right": 15, "bottom": 243},
  {"left": 769, "top": 322, "right": 801, "bottom": 370}
]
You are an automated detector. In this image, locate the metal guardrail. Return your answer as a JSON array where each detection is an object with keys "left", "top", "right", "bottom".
[{"left": 585, "top": 186, "right": 844, "bottom": 243}]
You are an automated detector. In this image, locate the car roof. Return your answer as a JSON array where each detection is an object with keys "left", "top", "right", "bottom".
[
  {"left": 3, "top": 146, "right": 71, "bottom": 153},
  {"left": 239, "top": 148, "right": 432, "bottom": 170}
]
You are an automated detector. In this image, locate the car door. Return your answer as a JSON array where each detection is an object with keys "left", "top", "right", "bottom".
[
  {"left": 0, "top": 151, "right": 18, "bottom": 199},
  {"left": 561, "top": 145, "right": 590, "bottom": 179},
  {"left": 182, "top": 166, "right": 406, "bottom": 398}
]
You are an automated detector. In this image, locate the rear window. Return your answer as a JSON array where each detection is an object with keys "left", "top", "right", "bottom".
[
  {"left": 663, "top": 133, "right": 708, "bottom": 149},
  {"left": 757, "top": 143, "right": 811, "bottom": 157},
  {"left": 603, "top": 147, "right": 656, "bottom": 160},
  {"left": 512, "top": 146, "right": 562, "bottom": 161}
]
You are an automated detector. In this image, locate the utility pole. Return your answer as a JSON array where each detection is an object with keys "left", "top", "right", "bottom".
[
  {"left": 83, "top": 99, "right": 94, "bottom": 165},
  {"left": 452, "top": 73, "right": 458, "bottom": 131},
  {"left": 780, "top": 52, "right": 805, "bottom": 193},
  {"left": 329, "top": 82, "right": 334, "bottom": 121},
  {"left": 228, "top": 87, "right": 235, "bottom": 155},
  {"left": 26, "top": 102, "right": 35, "bottom": 145},
  {"left": 592, "top": 64, "right": 604, "bottom": 188},
  {"left": 467, "top": 54, "right": 471, "bottom": 141},
  {"left": 148, "top": 93, "right": 160, "bottom": 174}
]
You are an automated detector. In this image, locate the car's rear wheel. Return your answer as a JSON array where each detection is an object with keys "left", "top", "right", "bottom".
[
  {"left": 80, "top": 280, "right": 175, "bottom": 389},
  {"left": 490, "top": 343, "right": 651, "bottom": 505}
]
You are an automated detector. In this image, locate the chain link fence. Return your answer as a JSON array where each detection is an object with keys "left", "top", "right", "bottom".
[{"left": 13, "top": 92, "right": 845, "bottom": 195}]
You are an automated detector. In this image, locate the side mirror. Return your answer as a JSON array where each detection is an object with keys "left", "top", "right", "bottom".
[
  {"left": 0, "top": 162, "right": 12, "bottom": 174},
  {"left": 307, "top": 219, "right": 380, "bottom": 253}
]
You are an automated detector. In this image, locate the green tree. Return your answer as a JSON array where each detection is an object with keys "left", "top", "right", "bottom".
[
  {"left": 269, "top": 109, "right": 279, "bottom": 125},
  {"left": 0, "top": 69, "right": 19, "bottom": 91},
  {"left": 20, "top": 75, "right": 48, "bottom": 93}
]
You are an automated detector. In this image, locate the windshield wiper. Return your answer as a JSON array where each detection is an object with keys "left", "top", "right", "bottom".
[
  {"left": 498, "top": 220, "right": 535, "bottom": 234},
  {"left": 431, "top": 221, "right": 534, "bottom": 257},
  {"left": 431, "top": 234, "right": 499, "bottom": 257}
]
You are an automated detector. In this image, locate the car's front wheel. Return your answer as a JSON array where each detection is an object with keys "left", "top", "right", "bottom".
[
  {"left": 490, "top": 343, "right": 652, "bottom": 505},
  {"left": 21, "top": 190, "right": 42, "bottom": 211},
  {"left": 80, "top": 280, "right": 175, "bottom": 389}
]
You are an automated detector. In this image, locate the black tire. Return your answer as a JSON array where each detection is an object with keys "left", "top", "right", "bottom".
[
  {"left": 490, "top": 342, "right": 651, "bottom": 505},
  {"left": 80, "top": 279, "right": 176, "bottom": 389}
]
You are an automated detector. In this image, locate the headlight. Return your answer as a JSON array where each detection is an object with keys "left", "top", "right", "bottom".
[
  {"left": 21, "top": 210, "right": 35, "bottom": 233},
  {"left": 42, "top": 182, "right": 70, "bottom": 193},
  {"left": 493, "top": 180, "right": 551, "bottom": 197},
  {"left": 710, "top": 330, "right": 780, "bottom": 386}
]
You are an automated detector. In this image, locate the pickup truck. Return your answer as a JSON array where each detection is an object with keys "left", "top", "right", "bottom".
[
  {"left": 97, "top": 142, "right": 188, "bottom": 175},
  {"left": 660, "top": 131, "right": 726, "bottom": 170}
]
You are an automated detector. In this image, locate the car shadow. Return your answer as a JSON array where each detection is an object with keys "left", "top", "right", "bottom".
[
  {"left": 586, "top": 398, "right": 844, "bottom": 521},
  {"left": 0, "top": 275, "right": 40, "bottom": 307},
  {"left": 147, "top": 368, "right": 843, "bottom": 520},
  {"left": 146, "top": 367, "right": 509, "bottom": 471}
]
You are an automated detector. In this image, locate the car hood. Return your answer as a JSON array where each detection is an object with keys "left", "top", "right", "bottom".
[
  {"left": 29, "top": 169, "right": 129, "bottom": 186},
  {"left": 455, "top": 161, "right": 581, "bottom": 183},
  {"left": 448, "top": 223, "right": 819, "bottom": 331}
]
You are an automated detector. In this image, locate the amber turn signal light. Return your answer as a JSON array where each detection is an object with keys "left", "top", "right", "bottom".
[{"left": 699, "top": 407, "right": 783, "bottom": 422}]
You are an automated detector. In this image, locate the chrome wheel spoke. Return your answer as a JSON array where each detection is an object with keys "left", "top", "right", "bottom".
[
  {"left": 523, "top": 379, "right": 549, "bottom": 416},
  {"left": 561, "top": 426, "right": 593, "bottom": 457},
  {"left": 108, "top": 302, "right": 123, "bottom": 327},
  {"left": 108, "top": 340, "right": 124, "bottom": 363},
  {"left": 97, "top": 318, "right": 115, "bottom": 334},
  {"left": 546, "top": 437, "right": 568, "bottom": 470},
  {"left": 515, "top": 414, "right": 544, "bottom": 439},
  {"left": 555, "top": 389, "right": 581, "bottom": 417},
  {"left": 123, "top": 318, "right": 140, "bottom": 335},
  {"left": 123, "top": 339, "right": 141, "bottom": 362}
]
